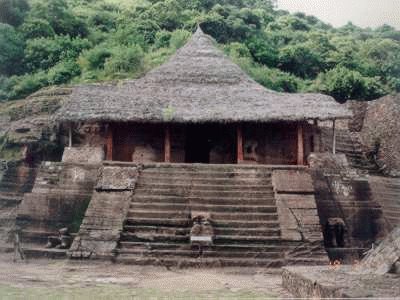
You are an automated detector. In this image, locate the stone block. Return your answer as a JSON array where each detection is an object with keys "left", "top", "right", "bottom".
[
  {"left": 62, "top": 147, "right": 104, "bottom": 163},
  {"left": 272, "top": 170, "right": 314, "bottom": 193},
  {"left": 96, "top": 166, "right": 139, "bottom": 190}
]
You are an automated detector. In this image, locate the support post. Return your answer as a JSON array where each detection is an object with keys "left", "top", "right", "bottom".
[
  {"left": 332, "top": 119, "right": 336, "bottom": 155},
  {"left": 237, "top": 124, "right": 244, "bottom": 164},
  {"left": 297, "top": 123, "right": 304, "bottom": 165},
  {"left": 106, "top": 124, "right": 113, "bottom": 161},
  {"left": 313, "top": 119, "right": 320, "bottom": 153},
  {"left": 68, "top": 124, "right": 72, "bottom": 147},
  {"left": 164, "top": 125, "right": 171, "bottom": 163}
]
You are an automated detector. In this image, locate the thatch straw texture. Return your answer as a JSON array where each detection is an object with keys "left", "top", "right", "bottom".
[{"left": 57, "top": 27, "right": 351, "bottom": 123}]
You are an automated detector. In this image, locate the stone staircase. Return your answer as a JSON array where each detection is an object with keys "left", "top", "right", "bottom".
[
  {"left": 116, "top": 164, "right": 286, "bottom": 267},
  {"left": 369, "top": 176, "right": 400, "bottom": 231},
  {"left": 15, "top": 161, "right": 98, "bottom": 258},
  {"left": 0, "top": 161, "right": 37, "bottom": 247},
  {"left": 320, "top": 128, "right": 378, "bottom": 173}
]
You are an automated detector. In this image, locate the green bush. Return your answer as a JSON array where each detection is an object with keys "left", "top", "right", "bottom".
[
  {"left": 0, "top": 23, "right": 24, "bottom": 75},
  {"left": 79, "top": 45, "right": 112, "bottom": 71},
  {"left": 24, "top": 35, "right": 90, "bottom": 71},
  {"left": 20, "top": 18, "right": 55, "bottom": 39},
  {"left": 104, "top": 45, "right": 145, "bottom": 78},
  {"left": 169, "top": 29, "right": 191, "bottom": 49},
  {"left": 9, "top": 71, "right": 48, "bottom": 99},
  {"left": 47, "top": 60, "right": 81, "bottom": 85}
]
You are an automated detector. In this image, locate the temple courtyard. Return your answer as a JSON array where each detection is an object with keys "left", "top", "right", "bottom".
[{"left": 0, "top": 254, "right": 292, "bottom": 298}]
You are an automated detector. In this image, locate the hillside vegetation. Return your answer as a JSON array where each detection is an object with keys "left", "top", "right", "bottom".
[{"left": 0, "top": 0, "right": 399, "bottom": 103}]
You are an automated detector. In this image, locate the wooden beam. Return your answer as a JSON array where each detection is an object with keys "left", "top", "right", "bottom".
[
  {"left": 297, "top": 123, "right": 304, "bottom": 165},
  {"left": 237, "top": 125, "right": 244, "bottom": 163},
  {"left": 106, "top": 124, "right": 113, "bottom": 161},
  {"left": 164, "top": 125, "right": 171, "bottom": 163},
  {"left": 332, "top": 119, "right": 336, "bottom": 155}
]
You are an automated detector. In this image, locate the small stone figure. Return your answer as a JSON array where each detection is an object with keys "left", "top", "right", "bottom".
[
  {"left": 190, "top": 214, "right": 214, "bottom": 256},
  {"left": 12, "top": 226, "right": 25, "bottom": 262},
  {"left": 45, "top": 227, "right": 72, "bottom": 249},
  {"left": 325, "top": 217, "right": 346, "bottom": 248}
]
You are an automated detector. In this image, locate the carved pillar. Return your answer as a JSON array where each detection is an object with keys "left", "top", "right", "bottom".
[
  {"left": 297, "top": 123, "right": 304, "bottom": 165},
  {"left": 237, "top": 124, "right": 244, "bottom": 163},
  {"left": 106, "top": 124, "right": 113, "bottom": 161},
  {"left": 164, "top": 125, "right": 171, "bottom": 163}
]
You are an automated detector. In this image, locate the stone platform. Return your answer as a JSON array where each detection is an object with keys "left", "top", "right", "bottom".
[{"left": 282, "top": 265, "right": 400, "bottom": 298}]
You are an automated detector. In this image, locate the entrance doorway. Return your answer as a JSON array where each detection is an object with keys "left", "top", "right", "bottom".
[
  {"left": 185, "top": 125, "right": 211, "bottom": 163},
  {"left": 184, "top": 124, "right": 236, "bottom": 164}
]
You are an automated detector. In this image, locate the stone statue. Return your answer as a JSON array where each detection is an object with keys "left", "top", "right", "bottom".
[
  {"left": 325, "top": 217, "right": 346, "bottom": 248},
  {"left": 45, "top": 227, "right": 72, "bottom": 249},
  {"left": 190, "top": 214, "right": 214, "bottom": 251}
]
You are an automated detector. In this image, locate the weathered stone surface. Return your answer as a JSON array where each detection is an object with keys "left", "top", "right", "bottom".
[
  {"left": 272, "top": 170, "right": 314, "bottom": 193},
  {"left": 69, "top": 191, "right": 132, "bottom": 259},
  {"left": 96, "top": 165, "right": 139, "bottom": 190},
  {"left": 357, "top": 226, "right": 400, "bottom": 275},
  {"left": 360, "top": 94, "right": 400, "bottom": 176},
  {"left": 62, "top": 147, "right": 104, "bottom": 163},
  {"left": 16, "top": 162, "right": 98, "bottom": 246},
  {"left": 282, "top": 265, "right": 400, "bottom": 299}
]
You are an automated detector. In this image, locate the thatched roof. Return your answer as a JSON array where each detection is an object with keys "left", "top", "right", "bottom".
[{"left": 57, "top": 27, "right": 351, "bottom": 123}]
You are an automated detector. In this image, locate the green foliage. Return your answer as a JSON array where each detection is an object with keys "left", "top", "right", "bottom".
[
  {"left": 169, "top": 29, "right": 191, "bottom": 49},
  {"left": 20, "top": 18, "right": 55, "bottom": 39},
  {"left": 315, "top": 66, "right": 386, "bottom": 102},
  {"left": 24, "top": 35, "right": 90, "bottom": 71},
  {"left": 104, "top": 45, "right": 145, "bottom": 78},
  {"left": 0, "top": 0, "right": 399, "bottom": 102},
  {"left": 0, "top": 0, "right": 29, "bottom": 26},
  {"left": 47, "top": 60, "right": 81, "bottom": 85},
  {"left": 0, "top": 23, "right": 24, "bottom": 75}
]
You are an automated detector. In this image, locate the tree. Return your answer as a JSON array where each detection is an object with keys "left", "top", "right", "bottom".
[
  {"left": 29, "top": 0, "right": 88, "bottom": 37},
  {"left": 20, "top": 18, "right": 55, "bottom": 39},
  {"left": 0, "top": 23, "right": 24, "bottom": 75},
  {"left": 0, "top": 0, "right": 29, "bottom": 26},
  {"left": 104, "top": 45, "right": 145, "bottom": 78},
  {"left": 316, "top": 66, "right": 385, "bottom": 102},
  {"left": 24, "top": 36, "right": 90, "bottom": 72}
]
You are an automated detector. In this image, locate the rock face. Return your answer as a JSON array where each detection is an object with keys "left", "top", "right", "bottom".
[
  {"left": 358, "top": 226, "right": 400, "bottom": 275},
  {"left": 360, "top": 94, "right": 400, "bottom": 177},
  {"left": 0, "top": 87, "right": 72, "bottom": 162}
]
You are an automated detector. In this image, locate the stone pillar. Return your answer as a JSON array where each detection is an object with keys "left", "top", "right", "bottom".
[
  {"left": 164, "top": 125, "right": 171, "bottom": 163},
  {"left": 68, "top": 123, "right": 72, "bottom": 147},
  {"left": 297, "top": 123, "right": 304, "bottom": 165},
  {"left": 237, "top": 124, "right": 244, "bottom": 163}
]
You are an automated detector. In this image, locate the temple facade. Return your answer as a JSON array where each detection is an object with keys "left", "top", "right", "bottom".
[{"left": 57, "top": 27, "right": 350, "bottom": 166}]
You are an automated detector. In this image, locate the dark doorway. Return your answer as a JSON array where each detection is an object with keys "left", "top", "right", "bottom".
[{"left": 185, "top": 125, "right": 211, "bottom": 163}]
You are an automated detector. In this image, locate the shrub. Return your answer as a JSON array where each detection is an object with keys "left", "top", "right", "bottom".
[
  {"left": 47, "top": 60, "right": 81, "bottom": 85},
  {"left": 20, "top": 18, "right": 55, "bottom": 39},
  {"left": 104, "top": 45, "right": 145, "bottom": 78},
  {"left": 169, "top": 29, "right": 191, "bottom": 49}
]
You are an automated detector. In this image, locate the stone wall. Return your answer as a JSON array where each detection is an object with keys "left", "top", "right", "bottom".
[
  {"left": 272, "top": 169, "right": 327, "bottom": 264},
  {"left": 359, "top": 94, "right": 400, "bottom": 176},
  {"left": 16, "top": 162, "right": 99, "bottom": 241},
  {"left": 62, "top": 147, "right": 104, "bottom": 164},
  {"left": 309, "top": 153, "right": 387, "bottom": 252},
  {"left": 69, "top": 164, "right": 139, "bottom": 259}
]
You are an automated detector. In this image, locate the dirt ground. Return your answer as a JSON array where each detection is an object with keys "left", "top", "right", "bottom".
[{"left": 0, "top": 253, "right": 293, "bottom": 299}]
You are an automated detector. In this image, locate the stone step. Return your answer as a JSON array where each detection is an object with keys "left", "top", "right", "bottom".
[
  {"left": 117, "top": 248, "right": 284, "bottom": 259},
  {"left": 134, "top": 189, "right": 275, "bottom": 198},
  {"left": 116, "top": 254, "right": 284, "bottom": 268},
  {"left": 127, "top": 210, "right": 278, "bottom": 221},
  {"left": 138, "top": 176, "right": 272, "bottom": 186},
  {"left": 131, "top": 195, "right": 275, "bottom": 205},
  {"left": 214, "top": 235, "right": 281, "bottom": 243},
  {"left": 119, "top": 241, "right": 285, "bottom": 252},
  {"left": 141, "top": 170, "right": 272, "bottom": 179},
  {"left": 129, "top": 202, "right": 278, "bottom": 213},
  {"left": 124, "top": 225, "right": 280, "bottom": 236},
  {"left": 136, "top": 182, "right": 273, "bottom": 191},
  {"left": 120, "top": 232, "right": 189, "bottom": 243}
]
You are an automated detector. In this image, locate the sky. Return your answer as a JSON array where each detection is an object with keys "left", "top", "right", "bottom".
[{"left": 277, "top": 0, "right": 400, "bottom": 29}]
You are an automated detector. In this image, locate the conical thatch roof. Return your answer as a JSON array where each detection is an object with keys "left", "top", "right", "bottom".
[{"left": 57, "top": 27, "right": 351, "bottom": 123}]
